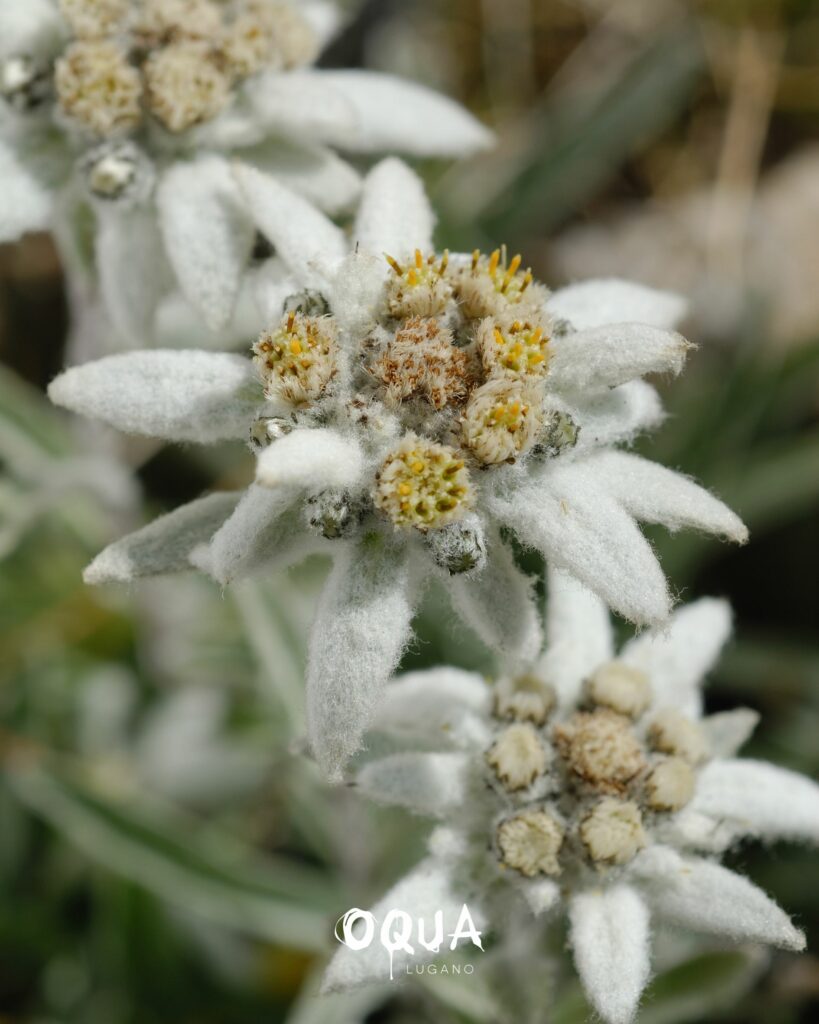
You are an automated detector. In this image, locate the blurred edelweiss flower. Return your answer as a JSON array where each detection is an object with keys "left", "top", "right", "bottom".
[
  {"left": 327, "top": 571, "right": 819, "bottom": 1022},
  {"left": 0, "top": 0, "right": 491, "bottom": 345},
  {"left": 48, "top": 159, "right": 748, "bottom": 779}
]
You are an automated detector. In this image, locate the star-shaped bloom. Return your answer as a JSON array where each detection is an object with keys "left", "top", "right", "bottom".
[
  {"left": 0, "top": 0, "right": 491, "bottom": 346},
  {"left": 48, "top": 159, "right": 747, "bottom": 778},
  {"left": 326, "top": 570, "right": 818, "bottom": 1022}
]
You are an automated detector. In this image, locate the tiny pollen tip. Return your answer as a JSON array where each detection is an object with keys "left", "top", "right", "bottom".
[
  {"left": 488, "top": 249, "right": 501, "bottom": 277},
  {"left": 439, "top": 250, "right": 450, "bottom": 273},
  {"left": 385, "top": 254, "right": 403, "bottom": 276},
  {"left": 414, "top": 249, "right": 424, "bottom": 270},
  {"left": 471, "top": 249, "right": 481, "bottom": 271}
]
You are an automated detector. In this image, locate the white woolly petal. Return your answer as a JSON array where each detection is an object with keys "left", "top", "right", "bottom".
[
  {"left": 96, "top": 208, "right": 170, "bottom": 345},
  {"left": 301, "top": 1, "right": 343, "bottom": 49},
  {"left": 245, "top": 70, "right": 358, "bottom": 142},
  {"left": 326, "top": 253, "right": 388, "bottom": 337},
  {"left": 355, "top": 752, "right": 473, "bottom": 817},
  {"left": 588, "top": 451, "right": 748, "bottom": 544},
  {"left": 516, "top": 877, "right": 561, "bottom": 917},
  {"left": 234, "top": 164, "right": 347, "bottom": 289},
  {"left": 354, "top": 158, "right": 434, "bottom": 259},
  {"left": 307, "top": 539, "right": 419, "bottom": 780},
  {"left": 537, "top": 567, "right": 613, "bottom": 708},
  {"left": 622, "top": 598, "right": 732, "bottom": 717},
  {"left": 690, "top": 759, "right": 819, "bottom": 845},
  {"left": 373, "top": 669, "right": 492, "bottom": 750},
  {"left": 569, "top": 886, "right": 651, "bottom": 1024},
  {"left": 208, "top": 484, "right": 299, "bottom": 585},
  {"left": 157, "top": 157, "right": 255, "bottom": 331},
  {"left": 574, "top": 381, "right": 665, "bottom": 452},
  {"left": 634, "top": 846, "right": 805, "bottom": 951},
  {"left": 442, "top": 532, "right": 542, "bottom": 666},
  {"left": 84, "top": 492, "right": 239, "bottom": 585},
  {"left": 0, "top": 0, "right": 63, "bottom": 58},
  {"left": 255, "top": 429, "right": 365, "bottom": 494},
  {"left": 547, "top": 279, "right": 687, "bottom": 331},
  {"left": 307, "top": 70, "right": 493, "bottom": 156},
  {"left": 0, "top": 140, "right": 52, "bottom": 243},
  {"left": 549, "top": 323, "right": 690, "bottom": 392},
  {"left": 250, "top": 140, "right": 361, "bottom": 215},
  {"left": 492, "top": 471, "right": 671, "bottom": 626},
  {"left": 322, "top": 858, "right": 478, "bottom": 992},
  {"left": 48, "top": 351, "right": 261, "bottom": 443},
  {"left": 701, "top": 709, "right": 760, "bottom": 758},
  {"left": 250, "top": 258, "right": 302, "bottom": 325}
]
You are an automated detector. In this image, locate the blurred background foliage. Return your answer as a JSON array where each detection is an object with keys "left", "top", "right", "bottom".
[{"left": 1, "top": 0, "right": 818, "bottom": 1022}]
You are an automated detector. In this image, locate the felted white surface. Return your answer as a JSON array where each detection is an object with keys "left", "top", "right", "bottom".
[
  {"left": 0, "top": 140, "right": 52, "bottom": 243},
  {"left": 96, "top": 207, "right": 170, "bottom": 345},
  {"left": 538, "top": 567, "right": 613, "bottom": 708},
  {"left": 634, "top": 846, "right": 804, "bottom": 951},
  {"left": 234, "top": 163, "right": 347, "bottom": 290},
  {"left": 0, "top": 0, "right": 63, "bottom": 59},
  {"left": 84, "top": 492, "right": 240, "bottom": 584},
  {"left": 573, "top": 381, "right": 665, "bottom": 452},
  {"left": 373, "top": 668, "right": 492, "bottom": 750},
  {"left": 306, "top": 539, "right": 418, "bottom": 779},
  {"left": 48, "top": 350, "right": 261, "bottom": 442},
  {"left": 255, "top": 428, "right": 366, "bottom": 493},
  {"left": 549, "top": 322, "right": 689, "bottom": 392},
  {"left": 547, "top": 279, "right": 687, "bottom": 332},
  {"left": 353, "top": 158, "right": 435, "bottom": 259},
  {"left": 250, "top": 139, "right": 361, "bottom": 215},
  {"left": 442, "top": 530, "right": 542, "bottom": 665},
  {"left": 590, "top": 451, "right": 748, "bottom": 543},
  {"left": 701, "top": 709, "right": 759, "bottom": 758},
  {"left": 691, "top": 759, "right": 819, "bottom": 844},
  {"left": 356, "top": 752, "right": 473, "bottom": 817},
  {"left": 307, "top": 70, "right": 494, "bottom": 157},
  {"left": 246, "top": 70, "right": 358, "bottom": 142},
  {"left": 622, "top": 598, "right": 732, "bottom": 717},
  {"left": 208, "top": 484, "right": 298, "bottom": 585},
  {"left": 158, "top": 156, "right": 256, "bottom": 330},
  {"left": 569, "top": 885, "right": 651, "bottom": 1024},
  {"left": 492, "top": 465, "right": 671, "bottom": 626}
]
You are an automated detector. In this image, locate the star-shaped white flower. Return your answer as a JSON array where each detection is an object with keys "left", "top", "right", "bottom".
[
  {"left": 327, "top": 570, "right": 818, "bottom": 1022},
  {"left": 0, "top": 0, "right": 491, "bottom": 347},
  {"left": 48, "top": 159, "right": 746, "bottom": 779}
]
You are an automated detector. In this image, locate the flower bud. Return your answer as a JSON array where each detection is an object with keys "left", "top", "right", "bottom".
[
  {"left": 56, "top": 41, "right": 143, "bottom": 136},
  {"left": 384, "top": 250, "right": 453, "bottom": 320},
  {"left": 486, "top": 723, "right": 549, "bottom": 792},
  {"left": 305, "top": 491, "right": 365, "bottom": 540},
  {"left": 248, "top": 415, "right": 293, "bottom": 452},
  {"left": 497, "top": 810, "right": 564, "bottom": 877},
  {"left": 530, "top": 410, "right": 579, "bottom": 460},
  {"left": 81, "top": 141, "right": 154, "bottom": 204},
  {"left": 461, "top": 378, "right": 543, "bottom": 465},
  {"left": 374, "top": 434, "right": 472, "bottom": 531},
  {"left": 0, "top": 55, "right": 51, "bottom": 112},
  {"left": 580, "top": 798, "right": 646, "bottom": 866},
  {"left": 494, "top": 673, "right": 556, "bottom": 726},
  {"left": 584, "top": 662, "right": 651, "bottom": 719},
  {"left": 424, "top": 515, "right": 486, "bottom": 575},
  {"left": 644, "top": 757, "right": 695, "bottom": 812},
  {"left": 554, "top": 709, "right": 646, "bottom": 794}
]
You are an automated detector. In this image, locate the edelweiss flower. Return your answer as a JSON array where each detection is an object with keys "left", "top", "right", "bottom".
[
  {"left": 47, "top": 159, "right": 747, "bottom": 779},
  {"left": 0, "top": 0, "right": 491, "bottom": 347},
  {"left": 326, "top": 571, "right": 819, "bottom": 1022}
]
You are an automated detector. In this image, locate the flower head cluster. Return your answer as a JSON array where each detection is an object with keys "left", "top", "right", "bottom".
[
  {"left": 0, "top": 1, "right": 491, "bottom": 348},
  {"left": 48, "top": 160, "right": 747, "bottom": 781},
  {"left": 326, "top": 573, "right": 819, "bottom": 1022}
]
